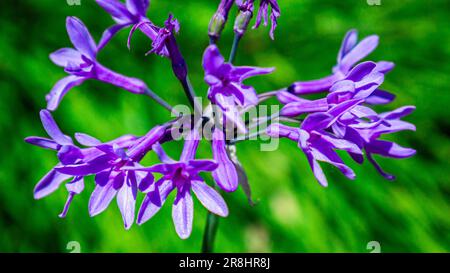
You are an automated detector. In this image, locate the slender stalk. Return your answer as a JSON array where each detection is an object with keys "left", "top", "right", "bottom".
[
  {"left": 143, "top": 88, "right": 175, "bottom": 113},
  {"left": 180, "top": 76, "right": 202, "bottom": 116},
  {"left": 229, "top": 34, "right": 241, "bottom": 63}
]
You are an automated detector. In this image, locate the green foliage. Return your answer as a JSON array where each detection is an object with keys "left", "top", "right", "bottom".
[{"left": 0, "top": 0, "right": 449, "bottom": 252}]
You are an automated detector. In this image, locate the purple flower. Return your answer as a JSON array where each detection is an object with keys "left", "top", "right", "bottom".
[
  {"left": 279, "top": 61, "right": 395, "bottom": 112},
  {"left": 145, "top": 14, "right": 189, "bottom": 83},
  {"left": 25, "top": 110, "right": 138, "bottom": 218},
  {"left": 133, "top": 130, "right": 228, "bottom": 239},
  {"left": 334, "top": 105, "right": 416, "bottom": 179},
  {"left": 95, "top": 0, "right": 168, "bottom": 53},
  {"left": 253, "top": 0, "right": 280, "bottom": 40},
  {"left": 289, "top": 29, "right": 392, "bottom": 95},
  {"left": 47, "top": 17, "right": 151, "bottom": 111},
  {"left": 203, "top": 45, "right": 274, "bottom": 131},
  {"left": 54, "top": 125, "right": 166, "bottom": 229},
  {"left": 268, "top": 99, "right": 363, "bottom": 186}
]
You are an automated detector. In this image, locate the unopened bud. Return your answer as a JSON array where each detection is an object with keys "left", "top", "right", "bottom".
[
  {"left": 234, "top": 10, "right": 253, "bottom": 37},
  {"left": 208, "top": 13, "right": 227, "bottom": 42}
]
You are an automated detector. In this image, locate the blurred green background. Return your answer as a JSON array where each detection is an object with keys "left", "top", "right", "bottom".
[{"left": 0, "top": 0, "right": 449, "bottom": 253}]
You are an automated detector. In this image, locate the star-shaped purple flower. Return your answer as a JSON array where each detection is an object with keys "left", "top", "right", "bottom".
[
  {"left": 268, "top": 99, "right": 363, "bottom": 186},
  {"left": 25, "top": 110, "right": 138, "bottom": 218},
  {"left": 133, "top": 130, "right": 229, "bottom": 239},
  {"left": 54, "top": 125, "right": 166, "bottom": 229},
  {"left": 203, "top": 44, "right": 274, "bottom": 131},
  {"left": 47, "top": 17, "right": 151, "bottom": 111}
]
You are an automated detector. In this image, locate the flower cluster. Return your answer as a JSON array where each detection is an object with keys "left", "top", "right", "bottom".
[
  {"left": 27, "top": 0, "right": 415, "bottom": 240},
  {"left": 267, "top": 31, "right": 416, "bottom": 185}
]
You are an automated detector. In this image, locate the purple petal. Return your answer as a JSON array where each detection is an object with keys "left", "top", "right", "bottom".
[
  {"left": 340, "top": 35, "right": 379, "bottom": 72},
  {"left": 75, "top": 133, "right": 102, "bottom": 147},
  {"left": 96, "top": 0, "right": 134, "bottom": 24},
  {"left": 320, "top": 134, "right": 362, "bottom": 155},
  {"left": 192, "top": 180, "right": 228, "bottom": 217},
  {"left": 126, "top": 0, "right": 149, "bottom": 17},
  {"left": 188, "top": 160, "right": 218, "bottom": 172},
  {"left": 50, "top": 48, "right": 83, "bottom": 68},
  {"left": 59, "top": 177, "right": 85, "bottom": 218},
  {"left": 290, "top": 74, "right": 340, "bottom": 95},
  {"left": 280, "top": 98, "right": 329, "bottom": 117},
  {"left": 380, "top": 106, "right": 416, "bottom": 120},
  {"left": 89, "top": 181, "right": 117, "bottom": 216},
  {"left": 25, "top": 137, "right": 58, "bottom": 150},
  {"left": 46, "top": 75, "right": 86, "bottom": 111},
  {"left": 276, "top": 91, "right": 304, "bottom": 104},
  {"left": 232, "top": 66, "right": 275, "bottom": 81},
  {"left": 180, "top": 129, "right": 200, "bottom": 162},
  {"left": 301, "top": 113, "right": 333, "bottom": 132},
  {"left": 98, "top": 23, "right": 132, "bottom": 51},
  {"left": 138, "top": 172, "right": 154, "bottom": 192},
  {"left": 375, "top": 61, "right": 395, "bottom": 74},
  {"left": 202, "top": 45, "right": 225, "bottom": 75},
  {"left": 366, "top": 140, "right": 416, "bottom": 159},
  {"left": 34, "top": 168, "right": 72, "bottom": 199},
  {"left": 95, "top": 169, "right": 112, "bottom": 187},
  {"left": 266, "top": 123, "right": 300, "bottom": 142},
  {"left": 303, "top": 150, "right": 328, "bottom": 187},
  {"left": 367, "top": 153, "right": 396, "bottom": 180},
  {"left": 338, "top": 29, "right": 358, "bottom": 62},
  {"left": 39, "top": 110, "right": 73, "bottom": 145},
  {"left": 311, "top": 147, "right": 356, "bottom": 180},
  {"left": 66, "top": 17, "right": 97, "bottom": 60},
  {"left": 137, "top": 180, "right": 173, "bottom": 224},
  {"left": 327, "top": 99, "right": 364, "bottom": 125},
  {"left": 211, "top": 129, "right": 238, "bottom": 192},
  {"left": 55, "top": 154, "right": 112, "bottom": 176},
  {"left": 172, "top": 190, "right": 194, "bottom": 239},
  {"left": 152, "top": 142, "right": 174, "bottom": 163},
  {"left": 57, "top": 145, "right": 84, "bottom": 165},
  {"left": 117, "top": 173, "right": 138, "bottom": 229},
  {"left": 365, "top": 89, "right": 396, "bottom": 105},
  {"left": 345, "top": 61, "right": 377, "bottom": 82}
]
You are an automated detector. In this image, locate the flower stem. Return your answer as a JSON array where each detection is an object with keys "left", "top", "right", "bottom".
[
  {"left": 180, "top": 76, "right": 202, "bottom": 116},
  {"left": 143, "top": 88, "right": 175, "bottom": 113},
  {"left": 229, "top": 34, "right": 241, "bottom": 63}
]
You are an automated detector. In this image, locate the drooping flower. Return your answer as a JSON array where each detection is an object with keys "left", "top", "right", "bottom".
[
  {"left": 133, "top": 129, "right": 229, "bottom": 239},
  {"left": 95, "top": 0, "right": 168, "bottom": 54},
  {"left": 334, "top": 105, "right": 416, "bottom": 179},
  {"left": 279, "top": 61, "right": 396, "bottom": 115},
  {"left": 25, "top": 110, "right": 138, "bottom": 217},
  {"left": 55, "top": 125, "right": 167, "bottom": 229},
  {"left": 203, "top": 44, "right": 274, "bottom": 131},
  {"left": 289, "top": 29, "right": 392, "bottom": 95},
  {"left": 253, "top": 0, "right": 280, "bottom": 40},
  {"left": 146, "top": 14, "right": 189, "bottom": 84},
  {"left": 267, "top": 99, "right": 364, "bottom": 186},
  {"left": 47, "top": 17, "right": 151, "bottom": 111}
]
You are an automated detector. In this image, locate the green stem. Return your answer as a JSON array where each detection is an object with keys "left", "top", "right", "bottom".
[{"left": 229, "top": 34, "right": 241, "bottom": 63}]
